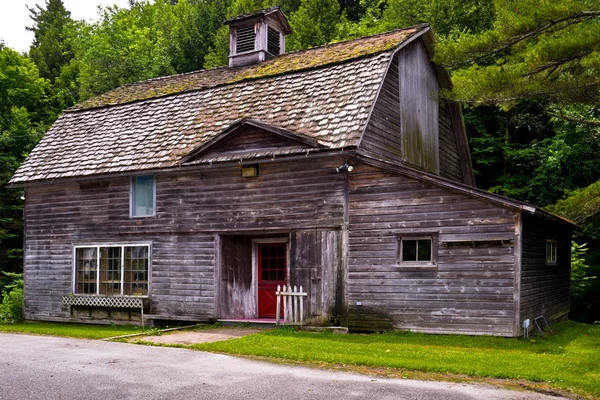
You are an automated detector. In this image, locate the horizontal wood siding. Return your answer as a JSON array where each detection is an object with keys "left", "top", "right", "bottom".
[
  {"left": 438, "top": 99, "right": 463, "bottom": 182},
  {"left": 23, "top": 157, "right": 346, "bottom": 323},
  {"left": 519, "top": 214, "right": 571, "bottom": 329},
  {"left": 347, "top": 162, "right": 518, "bottom": 335},
  {"left": 200, "top": 125, "right": 309, "bottom": 159}
]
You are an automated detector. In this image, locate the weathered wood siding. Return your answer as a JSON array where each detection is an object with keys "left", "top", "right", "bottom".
[
  {"left": 359, "top": 52, "right": 402, "bottom": 161},
  {"left": 398, "top": 40, "right": 439, "bottom": 174},
  {"left": 347, "top": 162, "right": 519, "bottom": 336},
  {"left": 219, "top": 235, "right": 254, "bottom": 319},
  {"left": 198, "top": 125, "right": 310, "bottom": 160},
  {"left": 23, "top": 157, "right": 346, "bottom": 324},
  {"left": 438, "top": 99, "right": 463, "bottom": 182},
  {"left": 289, "top": 230, "right": 342, "bottom": 323},
  {"left": 520, "top": 214, "right": 571, "bottom": 329},
  {"left": 360, "top": 40, "right": 468, "bottom": 184}
]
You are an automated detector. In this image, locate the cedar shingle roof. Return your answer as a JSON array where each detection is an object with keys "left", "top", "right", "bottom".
[{"left": 10, "top": 27, "right": 424, "bottom": 184}]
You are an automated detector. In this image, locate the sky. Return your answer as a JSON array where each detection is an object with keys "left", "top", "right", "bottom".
[{"left": 0, "top": 0, "right": 131, "bottom": 53}]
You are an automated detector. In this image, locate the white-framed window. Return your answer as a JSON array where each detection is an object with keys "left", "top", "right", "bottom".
[
  {"left": 74, "top": 244, "right": 150, "bottom": 296},
  {"left": 397, "top": 234, "right": 437, "bottom": 266},
  {"left": 131, "top": 175, "right": 155, "bottom": 217},
  {"left": 546, "top": 239, "right": 557, "bottom": 265}
]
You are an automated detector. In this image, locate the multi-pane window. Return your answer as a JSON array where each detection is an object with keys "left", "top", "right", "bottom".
[
  {"left": 259, "top": 244, "right": 286, "bottom": 282},
  {"left": 546, "top": 240, "right": 557, "bottom": 264},
  {"left": 75, "top": 245, "right": 150, "bottom": 296},
  {"left": 397, "top": 235, "right": 436, "bottom": 265},
  {"left": 131, "top": 175, "right": 155, "bottom": 217}
]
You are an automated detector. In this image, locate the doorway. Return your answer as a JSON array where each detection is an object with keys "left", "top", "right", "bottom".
[{"left": 257, "top": 243, "right": 287, "bottom": 318}]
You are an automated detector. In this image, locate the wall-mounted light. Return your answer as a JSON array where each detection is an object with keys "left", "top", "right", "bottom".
[
  {"left": 241, "top": 164, "right": 260, "bottom": 178},
  {"left": 336, "top": 163, "right": 353, "bottom": 173}
]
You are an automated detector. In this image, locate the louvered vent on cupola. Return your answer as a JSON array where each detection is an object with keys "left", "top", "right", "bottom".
[{"left": 225, "top": 6, "right": 292, "bottom": 68}]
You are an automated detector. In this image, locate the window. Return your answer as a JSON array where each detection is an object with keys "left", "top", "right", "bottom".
[
  {"left": 546, "top": 240, "right": 557, "bottom": 264},
  {"left": 236, "top": 25, "right": 256, "bottom": 53},
  {"left": 397, "top": 235, "right": 437, "bottom": 266},
  {"left": 75, "top": 244, "right": 150, "bottom": 296},
  {"left": 131, "top": 175, "right": 155, "bottom": 217}
]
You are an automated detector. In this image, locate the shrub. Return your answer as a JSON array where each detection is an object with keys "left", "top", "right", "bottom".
[{"left": 0, "top": 272, "right": 24, "bottom": 324}]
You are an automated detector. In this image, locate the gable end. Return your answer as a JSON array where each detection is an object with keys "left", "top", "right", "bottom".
[{"left": 180, "top": 118, "right": 322, "bottom": 165}]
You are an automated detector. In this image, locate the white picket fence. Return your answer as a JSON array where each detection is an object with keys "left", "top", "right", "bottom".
[{"left": 276, "top": 285, "right": 307, "bottom": 325}]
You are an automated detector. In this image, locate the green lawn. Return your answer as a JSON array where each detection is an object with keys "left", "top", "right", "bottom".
[
  {"left": 192, "top": 321, "right": 600, "bottom": 399},
  {"left": 2, "top": 321, "right": 598, "bottom": 398},
  {"left": 0, "top": 321, "right": 143, "bottom": 339}
]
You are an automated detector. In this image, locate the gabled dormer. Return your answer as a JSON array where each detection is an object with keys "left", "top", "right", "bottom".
[{"left": 225, "top": 6, "right": 292, "bottom": 68}]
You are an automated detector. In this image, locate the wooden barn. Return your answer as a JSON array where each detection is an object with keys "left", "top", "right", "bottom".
[{"left": 9, "top": 7, "right": 574, "bottom": 336}]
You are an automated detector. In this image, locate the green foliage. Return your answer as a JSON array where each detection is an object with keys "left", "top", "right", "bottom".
[
  {"left": 547, "top": 180, "right": 600, "bottom": 226},
  {"left": 380, "top": 0, "right": 495, "bottom": 36},
  {"left": 436, "top": 0, "right": 600, "bottom": 107},
  {"left": 287, "top": 0, "right": 340, "bottom": 50},
  {"left": 27, "top": 0, "right": 76, "bottom": 83},
  {"left": 0, "top": 46, "right": 56, "bottom": 275},
  {"left": 570, "top": 241, "right": 596, "bottom": 300},
  {"left": 0, "top": 272, "right": 24, "bottom": 324},
  {"left": 193, "top": 322, "right": 600, "bottom": 398},
  {"left": 75, "top": 4, "right": 175, "bottom": 100}
]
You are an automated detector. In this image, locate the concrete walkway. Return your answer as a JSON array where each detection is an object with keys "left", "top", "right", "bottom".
[{"left": 137, "top": 327, "right": 264, "bottom": 345}]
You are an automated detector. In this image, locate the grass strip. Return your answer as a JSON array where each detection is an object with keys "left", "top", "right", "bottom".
[
  {"left": 190, "top": 321, "right": 600, "bottom": 399},
  {"left": 0, "top": 321, "right": 143, "bottom": 339}
]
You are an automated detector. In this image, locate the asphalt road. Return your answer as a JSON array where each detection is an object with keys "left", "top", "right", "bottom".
[{"left": 0, "top": 333, "right": 567, "bottom": 400}]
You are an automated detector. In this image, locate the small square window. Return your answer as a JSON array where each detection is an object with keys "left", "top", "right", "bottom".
[
  {"left": 546, "top": 240, "right": 557, "bottom": 264},
  {"left": 397, "top": 235, "right": 436, "bottom": 266},
  {"left": 131, "top": 175, "right": 155, "bottom": 217}
]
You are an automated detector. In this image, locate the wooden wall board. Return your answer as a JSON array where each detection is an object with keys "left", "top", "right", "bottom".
[
  {"left": 346, "top": 162, "right": 519, "bottom": 336},
  {"left": 22, "top": 156, "right": 347, "bottom": 323}
]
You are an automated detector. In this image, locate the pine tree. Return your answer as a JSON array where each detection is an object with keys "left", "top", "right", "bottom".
[
  {"left": 436, "top": 0, "right": 600, "bottom": 109},
  {"left": 27, "top": 0, "right": 75, "bottom": 82}
]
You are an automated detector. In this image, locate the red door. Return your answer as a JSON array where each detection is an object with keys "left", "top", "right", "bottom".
[{"left": 257, "top": 243, "right": 287, "bottom": 318}]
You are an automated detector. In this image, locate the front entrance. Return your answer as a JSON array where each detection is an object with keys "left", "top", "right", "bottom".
[{"left": 257, "top": 243, "right": 287, "bottom": 318}]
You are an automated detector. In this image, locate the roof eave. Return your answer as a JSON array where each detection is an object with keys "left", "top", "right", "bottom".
[{"left": 354, "top": 151, "right": 579, "bottom": 229}]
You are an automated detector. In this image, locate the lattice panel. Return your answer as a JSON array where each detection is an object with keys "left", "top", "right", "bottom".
[{"left": 62, "top": 295, "right": 144, "bottom": 308}]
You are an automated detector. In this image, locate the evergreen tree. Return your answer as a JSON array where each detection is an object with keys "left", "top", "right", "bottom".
[
  {"left": 436, "top": 0, "right": 600, "bottom": 109},
  {"left": 27, "top": 0, "right": 75, "bottom": 82}
]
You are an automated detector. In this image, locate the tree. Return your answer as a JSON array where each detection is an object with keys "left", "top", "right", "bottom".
[
  {"left": 27, "top": 0, "right": 76, "bottom": 82},
  {"left": 435, "top": 0, "right": 600, "bottom": 111},
  {"left": 75, "top": 5, "right": 175, "bottom": 100},
  {"left": 0, "top": 45, "right": 55, "bottom": 278},
  {"left": 287, "top": 0, "right": 340, "bottom": 50}
]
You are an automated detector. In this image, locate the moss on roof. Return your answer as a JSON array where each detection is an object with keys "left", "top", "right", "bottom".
[{"left": 71, "top": 27, "right": 421, "bottom": 112}]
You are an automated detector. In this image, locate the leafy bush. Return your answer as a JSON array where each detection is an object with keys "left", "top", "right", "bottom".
[{"left": 0, "top": 272, "right": 24, "bottom": 324}]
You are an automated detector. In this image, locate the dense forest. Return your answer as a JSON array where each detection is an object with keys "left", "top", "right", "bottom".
[{"left": 0, "top": 0, "right": 598, "bottom": 322}]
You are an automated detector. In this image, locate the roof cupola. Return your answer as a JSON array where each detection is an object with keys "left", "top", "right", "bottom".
[{"left": 224, "top": 6, "right": 292, "bottom": 68}]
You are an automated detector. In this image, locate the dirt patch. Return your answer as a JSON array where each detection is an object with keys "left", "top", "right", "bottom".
[{"left": 136, "top": 327, "right": 265, "bottom": 345}]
